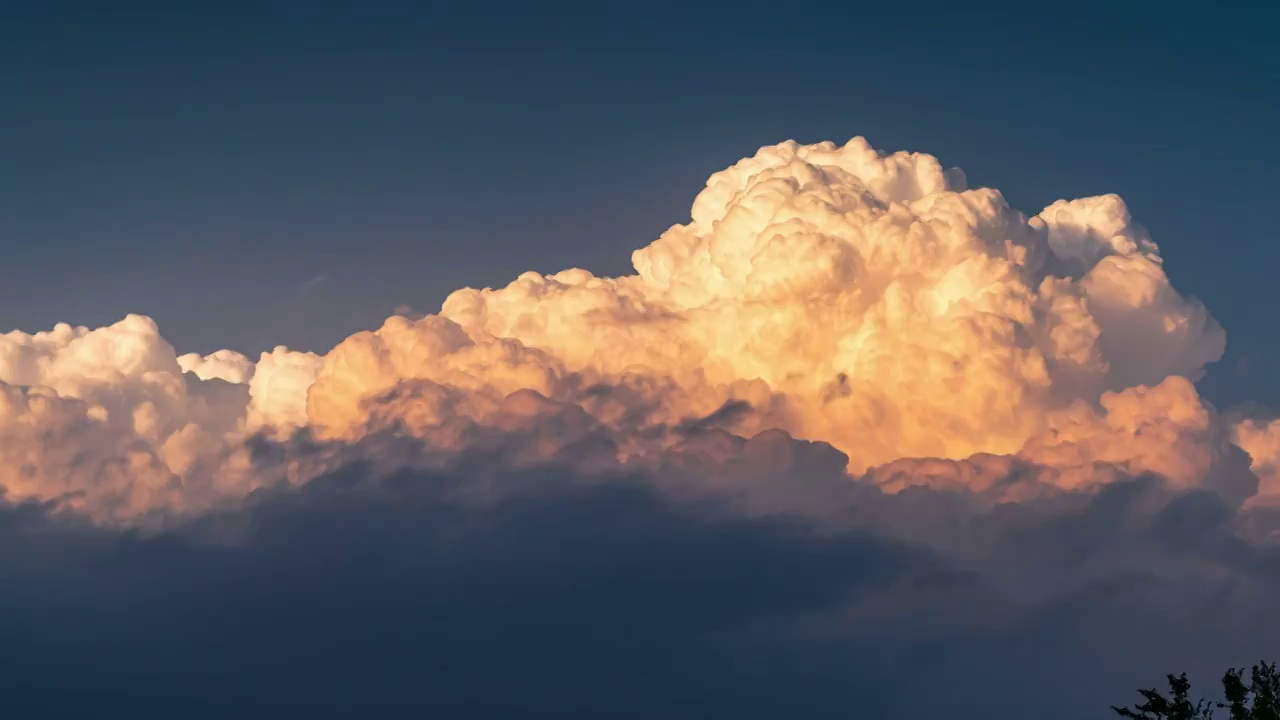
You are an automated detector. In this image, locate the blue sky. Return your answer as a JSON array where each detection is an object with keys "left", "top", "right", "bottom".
[{"left": 3, "top": 2, "right": 1276, "bottom": 406}]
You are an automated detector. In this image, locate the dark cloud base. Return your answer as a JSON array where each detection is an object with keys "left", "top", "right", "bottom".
[{"left": 1, "top": 452, "right": 1278, "bottom": 718}]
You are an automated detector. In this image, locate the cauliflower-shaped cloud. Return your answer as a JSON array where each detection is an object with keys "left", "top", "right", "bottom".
[{"left": 0, "top": 137, "right": 1246, "bottom": 522}]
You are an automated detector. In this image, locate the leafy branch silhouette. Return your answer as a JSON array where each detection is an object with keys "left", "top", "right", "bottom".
[{"left": 1113, "top": 663, "right": 1280, "bottom": 719}]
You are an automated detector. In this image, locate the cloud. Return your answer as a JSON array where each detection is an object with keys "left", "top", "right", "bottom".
[
  {"left": 1231, "top": 418, "right": 1280, "bottom": 506},
  {"left": 0, "top": 438, "right": 928, "bottom": 716},
  {"left": 1, "top": 136, "right": 1277, "bottom": 715},
  {"left": 322, "top": 138, "right": 1227, "bottom": 479},
  {"left": 300, "top": 274, "right": 330, "bottom": 294},
  {"left": 0, "top": 430, "right": 1276, "bottom": 718},
  {"left": 0, "top": 137, "right": 1245, "bottom": 519},
  {"left": 0, "top": 316, "right": 326, "bottom": 522}
]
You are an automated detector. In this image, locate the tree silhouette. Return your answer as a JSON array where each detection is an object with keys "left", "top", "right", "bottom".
[{"left": 1114, "top": 663, "right": 1280, "bottom": 719}]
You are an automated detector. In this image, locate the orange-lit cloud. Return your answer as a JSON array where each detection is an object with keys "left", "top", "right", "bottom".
[{"left": 1, "top": 137, "right": 1266, "bottom": 523}]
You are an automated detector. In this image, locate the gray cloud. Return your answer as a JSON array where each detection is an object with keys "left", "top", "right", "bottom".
[{"left": 0, "top": 423, "right": 1277, "bottom": 718}]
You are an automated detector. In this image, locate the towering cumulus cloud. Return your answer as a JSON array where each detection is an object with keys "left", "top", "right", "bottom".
[{"left": 0, "top": 137, "right": 1266, "bottom": 523}]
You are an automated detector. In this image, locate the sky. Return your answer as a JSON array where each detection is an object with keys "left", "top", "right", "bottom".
[
  {"left": 2, "top": 2, "right": 1280, "bottom": 717},
  {"left": 3, "top": 3, "right": 1277, "bottom": 403}
]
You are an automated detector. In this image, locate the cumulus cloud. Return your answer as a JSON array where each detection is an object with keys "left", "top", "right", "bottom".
[
  {"left": 1232, "top": 418, "right": 1280, "bottom": 506},
  {"left": 177, "top": 348, "right": 255, "bottom": 384},
  {"left": 0, "top": 317, "right": 322, "bottom": 521},
  {"left": 0, "top": 136, "right": 1251, "bottom": 522},
  {"left": 402, "top": 139, "right": 1226, "bottom": 476}
]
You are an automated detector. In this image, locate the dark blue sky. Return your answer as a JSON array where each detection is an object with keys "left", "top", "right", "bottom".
[{"left": 2, "top": 2, "right": 1276, "bottom": 406}]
